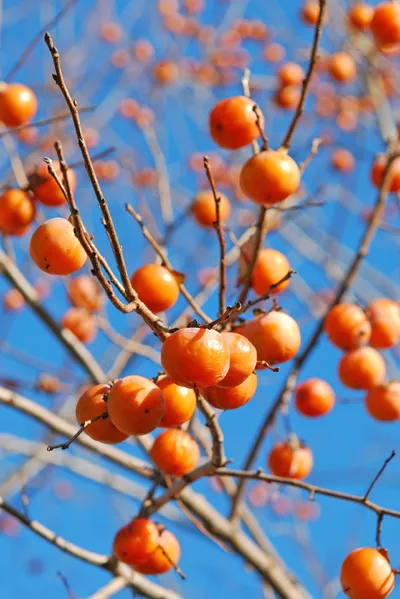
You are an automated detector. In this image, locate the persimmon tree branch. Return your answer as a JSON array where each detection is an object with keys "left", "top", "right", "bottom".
[
  {"left": 230, "top": 145, "right": 400, "bottom": 522},
  {"left": 282, "top": 0, "right": 328, "bottom": 149}
]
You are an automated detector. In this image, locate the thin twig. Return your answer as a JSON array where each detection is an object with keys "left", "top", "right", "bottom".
[
  {"left": 363, "top": 450, "right": 396, "bottom": 502},
  {"left": 0, "top": 107, "right": 95, "bottom": 138},
  {"left": 47, "top": 412, "right": 108, "bottom": 452},
  {"left": 196, "top": 392, "right": 225, "bottom": 467},
  {"left": 300, "top": 138, "right": 323, "bottom": 174}
]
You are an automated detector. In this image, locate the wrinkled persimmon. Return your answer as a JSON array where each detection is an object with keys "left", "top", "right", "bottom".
[
  {"left": 130, "top": 264, "right": 180, "bottom": 313},
  {"left": 30, "top": 162, "right": 76, "bottom": 207},
  {"left": 0, "top": 189, "right": 35, "bottom": 236},
  {"left": 67, "top": 275, "right": 104, "bottom": 313},
  {"left": 30, "top": 218, "right": 87, "bottom": 275},
  {"left": 340, "top": 547, "right": 394, "bottom": 599},
  {"left": 61, "top": 307, "right": 97, "bottom": 344},
  {"left": 150, "top": 429, "right": 200, "bottom": 476},
  {"left": 365, "top": 381, "right": 400, "bottom": 422},
  {"left": 75, "top": 384, "right": 128, "bottom": 444},
  {"left": 295, "top": 378, "right": 335, "bottom": 417},
  {"left": 203, "top": 372, "right": 257, "bottom": 410},
  {"left": 157, "top": 375, "right": 197, "bottom": 427},
  {"left": 251, "top": 248, "right": 291, "bottom": 296},
  {"left": 268, "top": 440, "right": 313, "bottom": 480},
  {"left": 161, "top": 327, "right": 230, "bottom": 388},
  {"left": 324, "top": 304, "right": 371, "bottom": 350},
  {"left": 135, "top": 530, "right": 180, "bottom": 575},
  {"left": 192, "top": 190, "right": 231, "bottom": 228},
  {"left": 0, "top": 83, "right": 37, "bottom": 128},
  {"left": 240, "top": 149, "right": 300, "bottom": 206},
  {"left": 209, "top": 96, "right": 264, "bottom": 150},
  {"left": 107, "top": 376, "right": 165, "bottom": 436},
  {"left": 217, "top": 332, "right": 257, "bottom": 388},
  {"left": 113, "top": 518, "right": 160, "bottom": 566},
  {"left": 366, "top": 298, "right": 400, "bottom": 349},
  {"left": 244, "top": 311, "right": 301, "bottom": 365},
  {"left": 338, "top": 346, "right": 386, "bottom": 390}
]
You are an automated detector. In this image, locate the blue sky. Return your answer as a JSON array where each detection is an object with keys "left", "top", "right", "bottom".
[{"left": 1, "top": 0, "right": 400, "bottom": 598}]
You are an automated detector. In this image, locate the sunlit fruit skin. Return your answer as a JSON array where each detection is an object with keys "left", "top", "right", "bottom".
[
  {"left": 371, "top": 155, "right": 400, "bottom": 192},
  {"left": 338, "top": 346, "right": 386, "bottom": 390},
  {"left": 0, "top": 83, "right": 37, "bottom": 128},
  {"left": 268, "top": 441, "right": 313, "bottom": 480},
  {"left": 113, "top": 519, "right": 160, "bottom": 566},
  {"left": 240, "top": 150, "right": 300, "bottom": 206},
  {"left": 130, "top": 264, "right": 180, "bottom": 313},
  {"left": 107, "top": 376, "right": 166, "bottom": 435},
  {"left": 349, "top": 3, "right": 374, "bottom": 31},
  {"left": 366, "top": 298, "right": 400, "bottom": 349},
  {"left": 371, "top": 2, "right": 400, "bottom": 49},
  {"left": 203, "top": 372, "right": 257, "bottom": 410},
  {"left": 331, "top": 149, "right": 355, "bottom": 173},
  {"left": 0, "top": 189, "right": 36, "bottom": 236},
  {"left": 75, "top": 384, "right": 128, "bottom": 444},
  {"left": 30, "top": 162, "right": 76, "bottom": 207},
  {"left": 216, "top": 332, "right": 257, "bottom": 388},
  {"left": 135, "top": 530, "right": 180, "bottom": 575},
  {"left": 295, "top": 378, "right": 335, "bottom": 417},
  {"left": 157, "top": 375, "right": 197, "bottom": 427},
  {"left": 149, "top": 429, "right": 200, "bottom": 476},
  {"left": 61, "top": 307, "right": 97, "bottom": 344},
  {"left": 67, "top": 275, "right": 104, "bottom": 313},
  {"left": 29, "top": 218, "right": 87, "bottom": 275},
  {"left": 277, "top": 62, "right": 305, "bottom": 87},
  {"left": 340, "top": 547, "right": 394, "bottom": 599},
  {"left": 365, "top": 381, "right": 400, "bottom": 422},
  {"left": 251, "top": 248, "right": 291, "bottom": 296},
  {"left": 192, "top": 190, "right": 231, "bottom": 228},
  {"left": 161, "top": 327, "right": 230, "bottom": 388},
  {"left": 209, "top": 96, "right": 264, "bottom": 150},
  {"left": 329, "top": 52, "right": 357, "bottom": 84},
  {"left": 244, "top": 311, "right": 301, "bottom": 365},
  {"left": 324, "top": 304, "right": 371, "bottom": 351}
]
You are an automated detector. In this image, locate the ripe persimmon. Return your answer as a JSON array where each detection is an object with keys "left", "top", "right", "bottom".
[
  {"left": 371, "top": 155, "right": 400, "bottom": 192},
  {"left": 371, "top": 2, "right": 400, "bottom": 50},
  {"left": 61, "top": 307, "right": 97, "bottom": 344},
  {"left": 302, "top": 1, "right": 329, "bottom": 25},
  {"left": 338, "top": 346, "right": 386, "bottom": 390},
  {"left": 244, "top": 311, "right": 301, "bottom": 365},
  {"left": 0, "top": 189, "right": 35, "bottom": 236},
  {"left": 130, "top": 264, "right": 180, "bottom": 313},
  {"left": 113, "top": 519, "right": 160, "bottom": 566},
  {"left": 349, "top": 3, "right": 373, "bottom": 31},
  {"left": 161, "top": 327, "right": 230, "bottom": 388},
  {"left": 331, "top": 149, "right": 355, "bottom": 173},
  {"left": 30, "top": 162, "right": 76, "bottom": 207},
  {"left": 278, "top": 62, "right": 305, "bottom": 87},
  {"left": 0, "top": 83, "right": 37, "bottom": 128},
  {"left": 365, "top": 381, "right": 400, "bottom": 422},
  {"left": 156, "top": 375, "right": 197, "bottom": 427},
  {"left": 217, "top": 332, "right": 257, "bottom": 388},
  {"left": 133, "top": 39, "right": 155, "bottom": 63},
  {"left": 192, "top": 190, "right": 231, "bottom": 228},
  {"left": 150, "top": 429, "right": 200, "bottom": 476},
  {"left": 295, "top": 378, "right": 335, "bottom": 417},
  {"left": 324, "top": 304, "right": 371, "bottom": 350},
  {"left": 240, "top": 150, "right": 300, "bottom": 206},
  {"left": 135, "top": 530, "right": 180, "bottom": 575},
  {"left": 209, "top": 96, "right": 264, "bottom": 150},
  {"left": 107, "top": 376, "right": 165, "bottom": 436},
  {"left": 268, "top": 440, "right": 313, "bottom": 480},
  {"left": 3, "top": 288, "right": 25, "bottom": 312},
  {"left": 366, "top": 298, "right": 400, "bottom": 349},
  {"left": 203, "top": 372, "right": 257, "bottom": 410},
  {"left": 264, "top": 43, "right": 286, "bottom": 63},
  {"left": 67, "top": 275, "right": 104, "bottom": 313},
  {"left": 251, "top": 248, "right": 291, "bottom": 296},
  {"left": 329, "top": 52, "right": 357, "bottom": 84},
  {"left": 340, "top": 547, "right": 395, "bottom": 599},
  {"left": 275, "top": 85, "right": 301, "bottom": 110},
  {"left": 75, "top": 384, "right": 128, "bottom": 443},
  {"left": 30, "top": 218, "right": 87, "bottom": 275},
  {"left": 153, "top": 60, "right": 180, "bottom": 84}
]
